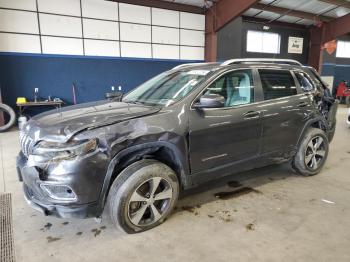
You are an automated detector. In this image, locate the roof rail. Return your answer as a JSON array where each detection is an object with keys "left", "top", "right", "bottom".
[
  {"left": 172, "top": 62, "right": 217, "bottom": 70},
  {"left": 221, "top": 58, "right": 302, "bottom": 66}
]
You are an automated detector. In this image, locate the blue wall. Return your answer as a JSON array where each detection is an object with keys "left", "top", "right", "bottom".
[
  {"left": 0, "top": 53, "right": 187, "bottom": 114},
  {"left": 322, "top": 63, "right": 350, "bottom": 91},
  {"left": 321, "top": 35, "right": 350, "bottom": 91}
]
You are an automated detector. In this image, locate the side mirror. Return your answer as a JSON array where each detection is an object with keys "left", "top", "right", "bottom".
[{"left": 193, "top": 94, "right": 225, "bottom": 109}]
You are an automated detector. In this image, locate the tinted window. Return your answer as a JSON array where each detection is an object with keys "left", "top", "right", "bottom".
[
  {"left": 295, "top": 71, "right": 315, "bottom": 92},
  {"left": 204, "top": 70, "right": 254, "bottom": 107},
  {"left": 259, "top": 69, "right": 297, "bottom": 100}
]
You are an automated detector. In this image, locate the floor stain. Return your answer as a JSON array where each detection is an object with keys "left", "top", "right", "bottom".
[
  {"left": 181, "top": 206, "right": 196, "bottom": 213},
  {"left": 227, "top": 181, "right": 243, "bottom": 188},
  {"left": 215, "top": 210, "right": 234, "bottom": 222},
  {"left": 40, "top": 222, "right": 52, "bottom": 231},
  {"left": 214, "top": 187, "right": 262, "bottom": 200},
  {"left": 47, "top": 236, "right": 61, "bottom": 243},
  {"left": 246, "top": 222, "right": 256, "bottom": 231},
  {"left": 220, "top": 216, "right": 233, "bottom": 222},
  {"left": 91, "top": 228, "right": 101, "bottom": 237},
  {"left": 76, "top": 232, "right": 83, "bottom": 236},
  {"left": 62, "top": 222, "right": 69, "bottom": 225},
  {"left": 272, "top": 193, "right": 286, "bottom": 201},
  {"left": 100, "top": 226, "right": 106, "bottom": 230}
]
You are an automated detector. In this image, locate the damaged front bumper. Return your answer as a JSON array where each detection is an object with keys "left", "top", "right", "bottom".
[
  {"left": 16, "top": 151, "right": 108, "bottom": 218},
  {"left": 22, "top": 183, "right": 100, "bottom": 218}
]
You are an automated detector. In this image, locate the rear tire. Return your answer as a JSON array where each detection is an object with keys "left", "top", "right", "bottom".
[
  {"left": 292, "top": 128, "right": 329, "bottom": 176},
  {"left": 107, "top": 159, "right": 179, "bottom": 234}
]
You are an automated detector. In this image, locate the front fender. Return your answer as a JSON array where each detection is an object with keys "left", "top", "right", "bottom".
[{"left": 98, "top": 141, "right": 191, "bottom": 208}]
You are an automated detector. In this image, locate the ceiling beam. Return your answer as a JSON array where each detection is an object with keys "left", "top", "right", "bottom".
[
  {"left": 323, "top": 12, "right": 350, "bottom": 42},
  {"left": 318, "top": 0, "right": 350, "bottom": 9},
  {"left": 205, "top": 0, "right": 259, "bottom": 62},
  {"left": 106, "top": 0, "right": 204, "bottom": 14},
  {"left": 242, "top": 16, "right": 307, "bottom": 30},
  {"left": 253, "top": 3, "right": 333, "bottom": 23},
  {"left": 210, "top": 0, "right": 259, "bottom": 31}
]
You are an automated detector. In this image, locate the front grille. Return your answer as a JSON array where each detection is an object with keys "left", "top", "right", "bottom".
[{"left": 19, "top": 131, "right": 35, "bottom": 157}]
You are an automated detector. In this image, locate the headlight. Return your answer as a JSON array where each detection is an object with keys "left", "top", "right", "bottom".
[{"left": 32, "top": 139, "right": 97, "bottom": 159}]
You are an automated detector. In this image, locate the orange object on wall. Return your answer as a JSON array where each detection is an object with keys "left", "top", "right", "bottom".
[{"left": 323, "top": 40, "right": 337, "bottom": 55}]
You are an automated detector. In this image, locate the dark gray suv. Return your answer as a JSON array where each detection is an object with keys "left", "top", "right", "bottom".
[{"left": 17, "top": 59, "right": 338, "bottom": 233}]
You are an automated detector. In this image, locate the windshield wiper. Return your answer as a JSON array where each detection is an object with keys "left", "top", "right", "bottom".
[
  {"left": 124, "top": 100, "right": 144, "bottom": 105},
  {"left": 124, "top": 100, "right": 161, "bottom": 107}
]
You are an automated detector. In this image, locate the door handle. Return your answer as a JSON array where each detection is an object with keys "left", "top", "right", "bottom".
[
  {"left": 243, "top": 111, "right": 260, "bottom": 119},
  {"left": 298, "top": 102, "right": 309, "bottom": 108}
]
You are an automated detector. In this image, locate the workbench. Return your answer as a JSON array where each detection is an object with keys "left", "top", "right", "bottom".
[{"left": 16, "top": 101, "right": 63, "bottom": 115}]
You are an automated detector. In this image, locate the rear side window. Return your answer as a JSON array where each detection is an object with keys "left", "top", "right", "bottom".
[
  {"left": 295, "top": 71, "right": 315, "bottom": 92},
  {"left": 259, "top": 69, "right": 297, "bottom": 100}
]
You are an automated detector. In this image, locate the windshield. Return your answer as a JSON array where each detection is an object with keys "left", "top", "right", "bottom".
[{"left": 122, "top": 69, "right": 211, "bottom": 106}]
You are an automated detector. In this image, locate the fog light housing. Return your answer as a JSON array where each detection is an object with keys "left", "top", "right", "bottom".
[{"left": 40, "top": 184, "right": 77, "bottom": 202}]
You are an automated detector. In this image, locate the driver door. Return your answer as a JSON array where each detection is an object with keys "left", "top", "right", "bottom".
[{"left": 188, "top": 69, "right": 262, "bottom": 180}]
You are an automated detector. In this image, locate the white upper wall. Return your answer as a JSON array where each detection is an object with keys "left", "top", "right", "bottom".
[
  {"left": 0, "top": 0, "right": 205, "bottom": 60},
  {"left": 38, "top": 0, "right": 81, "bottom": 16},
  {"left": 0, "top": 0, "right": 36, "bottom": 11},
  {"left": 81, "top": 0, "right": 119, "bottom": 21}
]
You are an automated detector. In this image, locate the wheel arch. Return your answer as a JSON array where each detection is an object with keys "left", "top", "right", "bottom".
[
  {"left": 99, "top": 142, "right": 191, "bottom": 207},
  {"left": 296, "top": 117, "right": 329, "bottom": 148}
]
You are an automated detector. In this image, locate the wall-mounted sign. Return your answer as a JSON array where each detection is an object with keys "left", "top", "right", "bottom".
[{"left": 288, "top": 37, "right": 304, "bottom": 54}]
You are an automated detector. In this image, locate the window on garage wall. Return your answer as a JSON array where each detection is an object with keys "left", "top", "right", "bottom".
[
  {"left": 246, "top": 30, "right": 281, "bottom": 54},
  {"left": 336, "top": 41, "right": 350, "bottom": 58}
]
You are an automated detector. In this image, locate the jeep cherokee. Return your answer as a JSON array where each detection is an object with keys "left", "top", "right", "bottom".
[{"left": 17, "top": 59, "right": 338, "bottom": 233}]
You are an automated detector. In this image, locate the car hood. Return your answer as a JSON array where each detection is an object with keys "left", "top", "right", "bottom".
[{"left": 24, "top": 100, "right": 161, "bottom": 143}]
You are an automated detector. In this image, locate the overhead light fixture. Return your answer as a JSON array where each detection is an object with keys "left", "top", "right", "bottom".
[{"left": 263, "top": 26, "right": 270, "bottom": 30}]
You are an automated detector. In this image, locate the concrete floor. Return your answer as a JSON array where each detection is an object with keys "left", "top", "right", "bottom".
[{"left": 1, "top": 106, "right": 350, "bottom": 262}]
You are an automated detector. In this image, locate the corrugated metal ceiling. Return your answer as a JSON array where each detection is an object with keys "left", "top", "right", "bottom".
[
  {"left": 243, "top": 0, "right": 350, "bottom": 26},
  {"left": 161, "top": 0, "right": 350, "bottom": 26}
]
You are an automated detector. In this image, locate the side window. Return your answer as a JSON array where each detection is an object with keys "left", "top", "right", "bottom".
[
  {"left": 259, "top": 69, "right": 297, "bottom": 100},
  {"left": 295, "top": 71, "right": 315, "bottom": 92},
  {"left": 204, "top": 70, "right": 254, "bottom": 107}
]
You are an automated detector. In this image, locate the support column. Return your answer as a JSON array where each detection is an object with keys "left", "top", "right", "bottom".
[
  {"left": 308, "top": 26, "right": 325, "bottom": 72},
  {"left": 205, "top": 8, "right": 217, "bottom": 62}
]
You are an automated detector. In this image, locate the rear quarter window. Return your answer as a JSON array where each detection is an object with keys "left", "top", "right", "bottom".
[
  {"left": 295, "top": 71, "right": 315, "bottom": 92},
  {"left": 259, "top": 69, "right": 297, "bottom": 100}
]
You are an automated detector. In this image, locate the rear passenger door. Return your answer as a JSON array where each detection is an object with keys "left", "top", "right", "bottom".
[{"left": 256, "top": 69, "right": 309, "bottom": 157}]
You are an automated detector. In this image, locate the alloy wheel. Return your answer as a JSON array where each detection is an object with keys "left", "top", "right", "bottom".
[
  {"left": 305, "top": 136, "right": 326, "bottom": 170},
  {"left": 127, "top": 177, "right": 173, "bottom": 227}
]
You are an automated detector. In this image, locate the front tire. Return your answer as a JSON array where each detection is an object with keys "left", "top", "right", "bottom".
[
  {"left": 107, "top": 159, "right": 179, "bottom": 233},
  {"left": 292, "top": 128, "right": 329, "bottom": 176}
]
